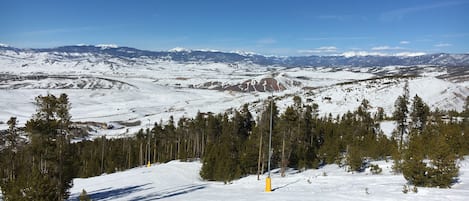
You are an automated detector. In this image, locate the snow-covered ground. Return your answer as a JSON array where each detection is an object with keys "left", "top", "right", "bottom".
[
  {"left": 380, "top": 121, "right": 396, "bottom": 138},
  {"left": 0, "top": 49, "right": 467, "bottom": 137},
  {"left": 68, "top": 157, "right": 469, "bottom": 201}
]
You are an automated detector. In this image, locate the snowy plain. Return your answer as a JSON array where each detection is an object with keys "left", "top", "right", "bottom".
[
  {"left": 68, "top": 157, "right": 469, "bottom": 201},
  {"left": 1, "top": 48, "right": 467, "bottom": 137}
]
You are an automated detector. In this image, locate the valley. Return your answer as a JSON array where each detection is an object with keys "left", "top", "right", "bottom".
[{"left": 0, "top": 46, "right": 468, "bottom": 137}]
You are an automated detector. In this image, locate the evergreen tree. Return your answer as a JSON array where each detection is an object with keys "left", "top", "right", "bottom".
[
  {"left": 403, "top": 121, "right": 459, "bottom": 188},
  {"left": 410, "top": 95, "right": 430, "bottom": 131},
  {"left": 393, "top": 95, "right": 409, "bottom": 151},
  {"left": 402, "top": 130, "right": 427, "bottom": 186},
  {"left": 277, "top": 106, "right": 298, "bottom": 176},
  {"left": 427, "top": 133, "right": 459, "bottom": 188},
  {"left": 346, "top": 145, "right": 365, "bottom": 172},
  {"left": 24, "top": 93, "right": 74, "bottom": 200}
]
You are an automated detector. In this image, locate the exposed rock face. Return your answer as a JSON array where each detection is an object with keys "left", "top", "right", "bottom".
[{"left": 196, "top": 78, "right": 286, "bottom": 92}]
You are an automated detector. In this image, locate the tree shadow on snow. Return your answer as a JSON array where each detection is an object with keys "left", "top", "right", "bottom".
[
  {"left": 272, "top": 179, "right": 301, "bottom": 192},
  {"left": 128, "top": 184, "right": 207, "bottom": 201},
  {"left": 71, "top": 183, "right": 153, "bottom": 200}
]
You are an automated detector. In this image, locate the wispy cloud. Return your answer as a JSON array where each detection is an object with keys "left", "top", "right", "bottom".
[
  {"left": 341, "top": 51, "right": 426, "bottom": 57},
  {"left": 400, "top": 41, "right": 410, "bottom": 45},
  {"left": 380, "top": 1, "right": 466, "bottom": 21},
  {"left": 302, "top": 36, "right": 372, "bottom": 41},
  {"left": 298, "top": 46, "right": 338, "bottom": 54},
  {"left": 441, "top": 33, "right": 469, "bottom": 38},
  {"left": 371, "top": 46, "right": 404, "bottom": 51},
  {"left": 256, "top": 37, "right": 277, "bottom": 45},
  {"left": 434, "top": 43, "right": 452, "bottom": 47}
]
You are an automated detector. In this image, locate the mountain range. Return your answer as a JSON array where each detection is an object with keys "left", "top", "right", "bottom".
[
  {"left": 0, "top": 44, "right": 468, "bottom": 137},
  {"left": 1, "top": 45, "right": 469, "bottom": 67}
]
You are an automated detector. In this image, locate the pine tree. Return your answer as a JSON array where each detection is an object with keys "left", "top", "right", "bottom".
[
  {"left": 277, "top": 106, "right": 298, "bottom": 176},
  {"left": 393, "top": 95, "right": 409, "bottom": 151},
  {"left": 23, "top": 93, "right": 74, "bottom": 200},
  {"left": 410, "top": 95, "right": 429, "bottom": 131},
  {"left": 402, "top": 130, "right": 427, "bottom": 186},
  {"left": 427, "top": 126, "right": 459, "bottom": 188},
  {"left": 346, "top": 145, "right": 364, "bottom": 172},
  {"left": 402, "top": 121, "right": 459, "bottom": 188}
]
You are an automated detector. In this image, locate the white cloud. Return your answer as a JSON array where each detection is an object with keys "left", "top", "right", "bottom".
[
  {"left": 96, "top": 44, "right": 118, "bottom": 49},
  {"left": 394, "top": 52, "right": 426, "bottom": 57},
  {"left": 341, "top": 51, "right": 426, "bottom": 57},
  {"left": 316, "top": 46, "right": 338, "bottom": 52},
  {"left": 302, "top": 36, "right": 371, "bottom": 41},
  {"left": 341, "top": 51, "right": 387, "bottom": 57},
  {"left": 298, "top": 46, "right": 338, "bottom": 54},
  {"left": 168, "top": 47, "right": 190, "bottom": 52},
  {"left": 400, "top": 41, "right": 410, "bottom": 45},
  {"left": 380, "top": 1, "right": 465, "bottom": 21},
  {"left": 434, "top": 43, "right": 452, "bottom": 47},
  {"left": 257, "top": 38, "right": 277, "bottom": 45},
  {"left": 371, "top": 46, "right": 404, "bottom": 51},
  {"left": 0, "top": 43, "right": 9, "bottom": 47}
]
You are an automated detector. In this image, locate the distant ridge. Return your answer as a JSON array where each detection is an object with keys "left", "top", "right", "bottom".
[{"left": 1, "top": 45, "right": 469, "bottom": 67}]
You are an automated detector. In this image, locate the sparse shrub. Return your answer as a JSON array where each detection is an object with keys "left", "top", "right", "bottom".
[
  {"left": 370, "top": 164, "right": 382, "bottom": 175},
  {"left": 79, "top": 189, "right": 91, "bottom": 201},
  {"left": 412, "top": 186, "right": 418, "bottom": 193},
  {"left": 402, "top": 184, "right": 409, "bottom": 194}
]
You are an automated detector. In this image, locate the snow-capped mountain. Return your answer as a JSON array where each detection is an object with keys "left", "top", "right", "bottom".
[
  {"left": 1, "top": 45, "right": 469, "bottom": 67},
  {"left": 0, "top": 45, "right": 468, "bottom": 137}
]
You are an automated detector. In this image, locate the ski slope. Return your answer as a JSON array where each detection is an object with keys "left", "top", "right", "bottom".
[{"left": 68, "top": 158, "right": 469, "bottom": 201}]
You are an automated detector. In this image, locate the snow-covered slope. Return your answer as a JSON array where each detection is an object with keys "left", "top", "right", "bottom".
[
  {"left": 68, "top": 158, "right": 469, "bottom": 201},
  {"left": 0, "top": 46, "right": 468, "bottom": 137}
]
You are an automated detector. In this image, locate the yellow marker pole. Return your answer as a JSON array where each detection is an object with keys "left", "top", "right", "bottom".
[
  {"left": 265, "top": 177, "right": 272, "bottom": 192},
  {"left": 147, "top": 161, "right": 151, "bottom": 167}
]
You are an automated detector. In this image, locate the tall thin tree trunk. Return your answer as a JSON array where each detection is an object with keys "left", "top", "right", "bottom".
[
  {"left": 128, "top": 143, "right": 131, "bottom": 169},
  {"left": 257, "top": 129, "right": 263, "bottom": 180},
  {"left": 139, "top": 142, "right": 143, "bottom": 166},
  {"left": 201, "top": 130, "right": 205, "bottom": 157},
  {"left": 101, "top": 136, "right": 105, "bottom": 173},
  {"left": 281, "top": 131, "right": 286, "bottom": 177}
]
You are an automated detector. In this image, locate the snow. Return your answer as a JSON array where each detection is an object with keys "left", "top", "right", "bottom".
[
  {"left": 0, "top": 50, "right": 466, "bottom": 136},
  {"left": 0, "top": 48, "right": 468, "bottom": 200},
  {"left": 96, "top": 44, "right": 118, "bottom": 49},
  {"left": 231, "top": 50, "right": 259, "bottom": 56},
  {"left": 68, "top": 158, "right": 469, "bottom": 201},
  {"left": 380, "top": 121, "right": 396, "bottom": 138},
  {"left": 168, "top": 47, "right": 190, "bottom": 52}
]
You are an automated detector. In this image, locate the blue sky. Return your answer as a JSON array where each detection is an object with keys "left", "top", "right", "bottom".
[{"left": 1, "top": 0, "right": 468, "bottom": 56}]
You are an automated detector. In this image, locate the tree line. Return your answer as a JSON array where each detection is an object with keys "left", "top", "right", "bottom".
[{"left": 1, "top": 91, "right": 468, "bottom": 200}]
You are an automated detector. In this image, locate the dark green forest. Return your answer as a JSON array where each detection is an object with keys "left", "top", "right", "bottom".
[{"left": 1, "top": 92, "right": 468, "bottom": 200}]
